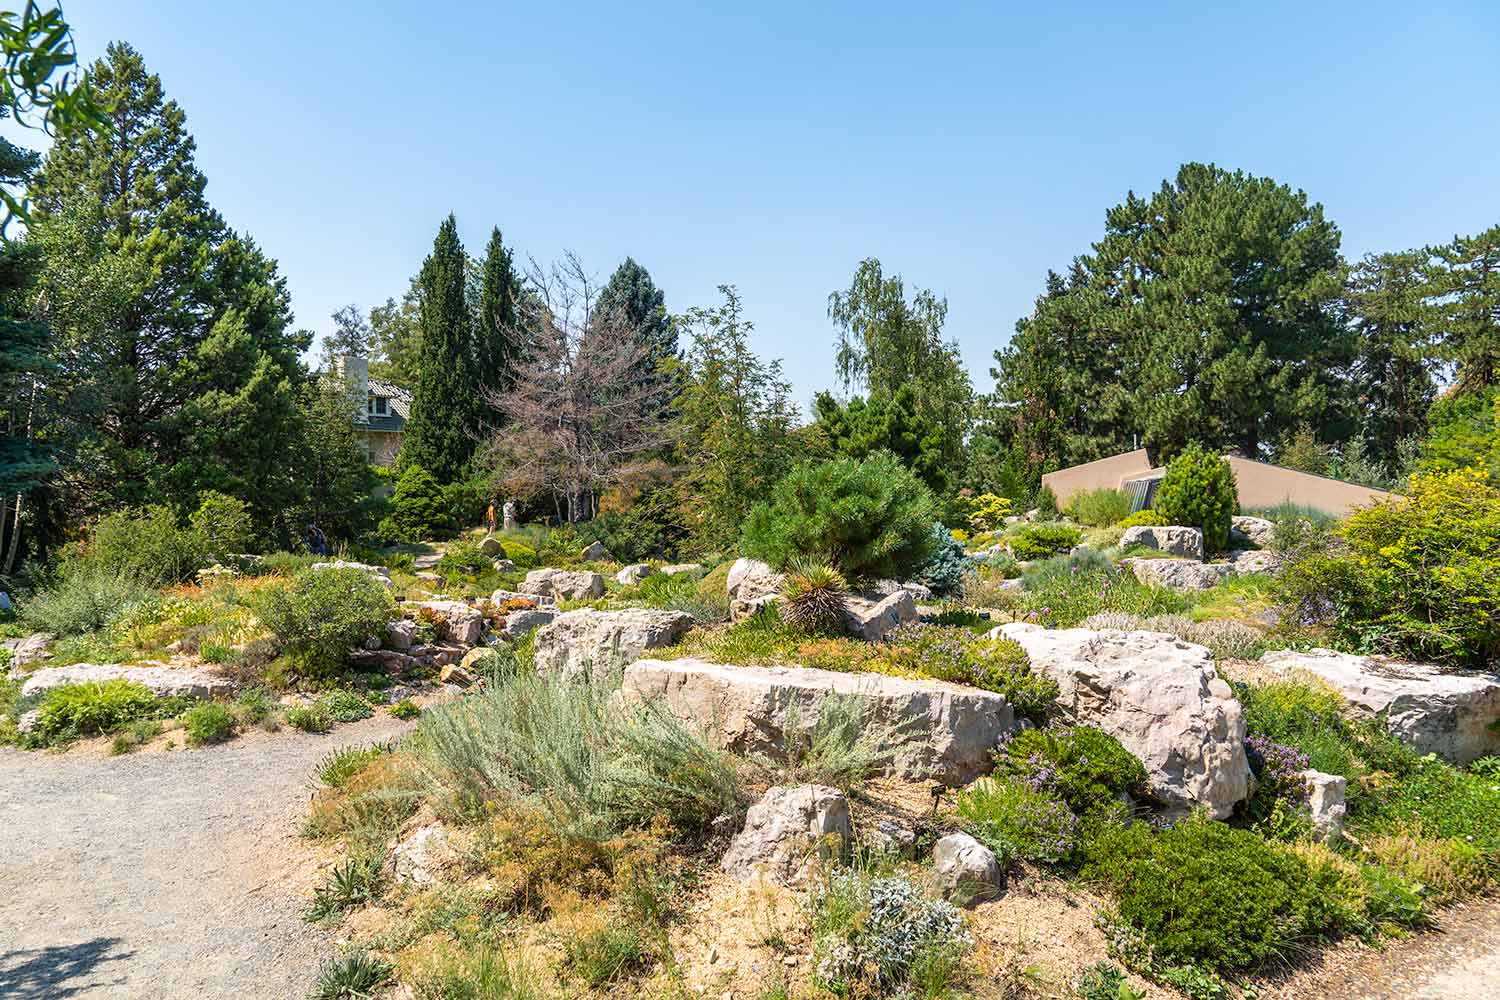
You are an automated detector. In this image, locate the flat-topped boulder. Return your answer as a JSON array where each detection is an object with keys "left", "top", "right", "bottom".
[
  {"left": 534, "top": 608, "right": 695, "bottom": 682},
  {"left": 22, "top": 663, "right": 237, "bottom": 701},
  {"left": 500, "top": 608, "right": 555, "bottom": 640},
  {"left": 1231, "top": 516, "right": 1276, "bottom": 548},
  {"left": 1121, "top": 557, "right": 1231, "bottom": 592},
  {"left": 402, "top": 600, "right": 486, "bottom": 646},
  {"left": 995, "top": 623, "right": 1250, "bottom": 818},
  {"left": 1259, "top": 648, "right": 1500, "bottom": 764},
  {"left": 310, "top": 560, "right": 393, "bottom": 587},
  {"left": 622, "top": 657, "right": 1015, "bottom": 785},
  {"left": 1120, "top": 525, "right": 1204, "bottom": 560},
  {"left": 520, "top": 568, "right": 605, "bottom": 602},
  {"left": 842, "top": 590, "right": 918, "bottom": 641}
]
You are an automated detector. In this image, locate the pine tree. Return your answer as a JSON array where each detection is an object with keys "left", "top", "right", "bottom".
[
  {"left": 1426, "top": 225, "right": 1500, "bottom": 395},
  {"left": 400, "top": 214, "right": 482, "bottom": 482},
  {"left": 27, "top": 42, "right": 303, "bottom": 517},
  {"left": 1346, "top": 251, "right": 1437, "bottom": 461},
  {"left": 474, "top": 226, "right": 523, "bottom": 395}
]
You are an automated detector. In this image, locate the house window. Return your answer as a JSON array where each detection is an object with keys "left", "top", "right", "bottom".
[{"left": 368, "top": 395, "right": 388, "bottom": 416}]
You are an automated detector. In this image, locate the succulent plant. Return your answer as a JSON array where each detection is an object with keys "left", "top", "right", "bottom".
[{"left": 779, "top": 558, "right": 849, "bottom": 634}]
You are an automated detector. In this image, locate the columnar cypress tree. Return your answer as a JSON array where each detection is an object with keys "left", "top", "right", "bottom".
[
  {"left": 400, "top": 215, "right": 482, "bottom": 482},
  {"left": 474, "top": 226, "right": 523, "bottom": 397}
]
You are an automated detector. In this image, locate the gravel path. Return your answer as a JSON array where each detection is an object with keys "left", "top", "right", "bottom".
[{"left": 0, "top": 716, "right": 414, "bottom": 1000}]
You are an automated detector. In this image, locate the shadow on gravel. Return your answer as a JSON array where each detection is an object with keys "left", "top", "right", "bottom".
[{"left": 0, "top": 937, "right": 132, "bottom": 999}]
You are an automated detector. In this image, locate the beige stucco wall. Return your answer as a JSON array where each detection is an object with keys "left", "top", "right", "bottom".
[
  {"left": 366, "top": 430, "right": 401, "bottom": 469},
  {"left": 1040, "top": 449, "right": 1153, "bottom": 507},
  {"left": 1224, "top": 457, "right": 1393, "bottom": 516}
]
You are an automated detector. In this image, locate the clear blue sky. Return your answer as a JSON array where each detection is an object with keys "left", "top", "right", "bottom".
[{"left": 36, "top": 1, "right": 1500, "bottom": 409}]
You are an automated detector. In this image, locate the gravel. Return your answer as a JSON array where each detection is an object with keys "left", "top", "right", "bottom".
[{"left": 0, "top": 715, "right": 415, "bottom": 1000}]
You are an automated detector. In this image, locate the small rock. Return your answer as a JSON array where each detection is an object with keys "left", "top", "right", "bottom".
[
  {"left": 864, "top": 817, "right": 918, "bottom": 858},
  {"left": 721, "top": 785, "right": 851, "bottom": 884},
  {"left": 311, "top": 560, "right": 393, "bottom": 587},
  {"left": 1121, "top": 556, "right": 1231, "bottom": 592},
  {"left": 520, "top": 569, "right": 605, "bottom": 602},
  {"left": 393, "top": 825, "right": 449, "bottom": 885},
  {"left": 438, "top": 662, "right": 478, "bottom": 687},
  {"left": 1120, "top": 525, "right": 1205, "bottom": 560},
  {"left": 727, "top": 558, "right": 784, "bottom": 622},
  {"left": 402, "top": 600, "right": 487, "bottom": 646},
  {"left": 22, "top": 664, "right": 237, "bottom": 701},
  {"left": 415, "top": 571, "right": 442, "bottom": 584},
  {"left": 1301, "top": 769, "right": 1346, "bottom": 842},
  {"left": 1230, "top": 515, "right": 1276, "bottom": 548},
  {"left": 479, "top": 536, "right": 504, "bottom": 557},
  {"left": 492, "top": 559, "right": 517, "bottom": 573},
  {"left": 2, "top": 633, "right": 53, "bottom": 669},
  {"left": 579, "top": 541, "right": 612, "bottom": 562},
  {"left": 616, "top": 563, "right": 655, "bottom": 586},
  {"left": 932, "top": 832, "right": 1002, "bottom": 907},
  {"left": 386, "top": 620, "right": 416, "bottom": 652},
  {"left": 842, "top": 590, "right": 918, "bottom": 641}
]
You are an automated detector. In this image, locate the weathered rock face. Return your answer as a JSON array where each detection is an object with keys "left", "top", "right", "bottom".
[
  {"left": 393, "top": 825, "right": 450, "bottom": 885},
  {"left": 2, "top": 633, "right": 53, "bottom": 671},
  {"left": 579, "top": 541, "right": 612, "bottom": 562},
  {"left": 21, "top": 664, "right": 237, "bottom": 701},
  {"left": 1226, "top": 549, "right": 1282, "bottom": 576},
  {"left": 1231, "top": 516, "right": 1276, "bottom": 548},
  {"left": 311, "top": 560, "right": 393, "bottom": 587},
  {"left": 350, "top": 641, "right": 466, "bottom": 676},
  {"left": 534, "top": 609, "right": 695, "bottom": 682},
  {"left": 490, "top": 588, "right": 555, "bottom": 608},
  {"left": 659, "top": 563, "right": 704, "bottom": 577},
  {"left": 995, "top": 623, "right": 1251, "bottom": 818},
  {"left": 1121, "top": 557, "right": 1232, "bottom": 592},
  {"left": 500, "top": 609, "right": 555, "bottom": 640},
  {"left": 727, "top": 558, "right": 784, "bottom": 620},
  {"left": 492, "top": 558, "right": 517, "bottom": 574},
  {"left": 720, "top": 784, "right": 851, "bottom": 883},
  {"left": 1120, "top": 525, "right": 1205, "bottom": 560},
  {"left": 616, "top": 563, "right": 655, "bottom": 586},
  {"left": 520, "top": 569, "right": 605, "bottom": 602},
  {"left": 842, "top": 590, "right": 918, "bottom": 641},
  {"left": 479, "top": 536, "right": 504, "bottom": 557},
  {"left": 387, "top": 619, "right": 416, "bottom": 651},
  {"left": 1300, "top": 769, "right": 1346, "bottom": 843},
  {"left": 622, "top": 658, "right": 1016, "bottom": 785},
  {"left": 1259, "top": 648, "right": 1500, "bottom": 764},
  {"left": 412, "top": 553, "right": 442, "bottom": 571},
  {"left": 402, "top": 600, "right": 486, "bottom": 646},
  {"left": 932, "top": 832, "right": 1003, "bottom": 906}
]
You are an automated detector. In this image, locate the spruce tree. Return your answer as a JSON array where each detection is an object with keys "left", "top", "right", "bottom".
[
  {"left": 596, "top": 257, "right": 677, "bottom": 395},
  {"left": 474, "top": 226, "right": 523, "bottom": 396},
  {"left": 27, "top": 42, "right": 303, "bottom": 516},
  {"left": 400, "top": 214, "right": 482, "bottom": 482}
]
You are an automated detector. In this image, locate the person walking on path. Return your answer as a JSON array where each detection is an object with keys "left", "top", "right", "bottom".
[{"left": 485, "top": 501, "right": 498, "bottom": 534}]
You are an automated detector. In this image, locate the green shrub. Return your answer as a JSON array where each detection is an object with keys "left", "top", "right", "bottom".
[
  {"left": 19, "top": 566, "right": 156, "bottom": 637},
  {"left": 388, "top": 698, "right": 420, "bottom": 720},
  {"left": 1234, "top": 679, "right": 1357, "bottom": 777},
  {"left": 318, "top": 689, "right": 374, "bottom": 723},
  {"left": 1115, "top": 509, "right": 1163, "bottom": 529},
  {"left": 1154, "top": 446, "right": 1238, "bottom": 554},
  {"left": 995, "top": 724, "right": 1147, "bottom": 819},
  {"left": 441, "top": 476, "right": 491, "bottom": 531},
  {"left": 916, "top": 521, "right": 971, "bottom": 596},
  {"left": 85, "top": 504, "right": 209, "bottom": 586},
  {"left": 882, "top": 624, "right": 1058, "bottom": 718},
  {"left": 434, "top": 539, "right": 488, "bottom": 575},
  {"left": 957, "top": 776, "right": 1078, "bottom": 863},
  {"left": 190, "top": 490, "right": 255, "bottom": 559},
  {"left": 257, "top": 568, "right": 395, "bottom": 679},
  {"left": 501, "top": 539, "right": 539, "bottom": 568},
  {"left": 1068, "top": 488, "right": 1132, "bottom": 527},
  {"left": 563, "top": 924, "right": 652, "bottom": 986},
  {"left": 310, "top": 951, "right": 393, "bottom": 1000},
  {"left": 1281, "top": 468, "right": 1500, "bottom": 667},
  {"left": 1081, "top": 817, "right": 1343, "bottom": 971},
  {"left": 31, "top": 680, "right": 159, "bottom": 743},
  {"left": 182, "top": 702, "right": 236, "bottom": 746},
  {"left": 1017, "top": 557, "right": 1188, "bottom": 627},
  {"left": 234, "top": 686, "right": 278, "bottom": 727},
  {"left": 1035, "top": 485, "right": 1059, "bottom": 519},
  {"left": 415, "top": 668, "right": 742, "bottom": 838},
  {"left": 1007, "top": 522, "right": 1082, "bottom": 560},
  {"left": 287, "top": 702, "right": 334, "bottom": 733},
  {"left": 378, "top": 464, "right": 452, "bottom": 543},
  {"left": 316, "top": 743, "right": 391, "bottom": 787},
  {"left": 741, "top": 452, "right": 938, "bottom": 582},
  {"left": 779, "top": 559, "right": 849, "bottom": 634}
]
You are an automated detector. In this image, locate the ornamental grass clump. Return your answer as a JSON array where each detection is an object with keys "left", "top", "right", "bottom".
[{"left": 779, "top": 559, "right": 849, "bottom": 634}]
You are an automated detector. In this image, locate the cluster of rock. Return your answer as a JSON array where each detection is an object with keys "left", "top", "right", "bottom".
[
  {"left": 1118, "top": 517, "right": 1280, "bottom": 592},
  {"left": 725, "top": 557, "right": 920, "bottom": 641}
]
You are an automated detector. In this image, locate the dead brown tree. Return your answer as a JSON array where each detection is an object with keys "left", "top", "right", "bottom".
[{"left": 480, "top": 253, "right": 672, "bottom": 523}]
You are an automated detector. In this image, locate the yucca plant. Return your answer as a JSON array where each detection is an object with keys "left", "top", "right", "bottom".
[{"left": 780, "top": 558, "right": 849, "bottom": 635}]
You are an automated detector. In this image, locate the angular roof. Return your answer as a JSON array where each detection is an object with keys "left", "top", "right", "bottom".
[{"left": 366, "top": 378, "right": 411, "bottom": 433}]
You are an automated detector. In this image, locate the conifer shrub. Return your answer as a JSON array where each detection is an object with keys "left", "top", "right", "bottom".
[
  {"left": 378, "top": 464, "right": 453, "bottom": 543},
  {"left": 916, "top": 521, "right": 970, "bottom": 595},
  {"left": 190, "top": 490, "right": 255, "bottom": 559},
  {"left": 741, "top": 452, "right": 938, "bottom": 582},
  {"left": 1116, "top": 509, "right": 1164, "bottom": 529},
  {"left": 1034, "top": 485, "right": 1059, "bottom": 519},
  {"left": 259, "top": 568, "right": 396, "bottom": 679},
  {"left": 1006, "top": 522, "right": 1082, "bottom": 559},
  {"left": 1154, "top": 446, "right": 1238, "bottom": 554},
  {"left": 87, "top": 504, "right": 209, "bottom": 586}
]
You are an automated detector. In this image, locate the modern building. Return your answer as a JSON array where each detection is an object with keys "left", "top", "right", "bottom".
[
  {"left": 334, "top": 355, "right": 410, "bottom": 468},
  {"left": 1040, "top": 448, "right": 1395, "bottom": 517}
]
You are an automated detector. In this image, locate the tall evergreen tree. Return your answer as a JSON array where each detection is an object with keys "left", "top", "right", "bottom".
[
  {"left": 27, "top": 42, "right": 303, "bottom": 517},
  {"left": 596, "top": 257, "right": 675, "bottom": 374},
  {"left": 1346, "top": 251, "right": 1437, "bottom": 461},
  {"left": 400, "top": 214, "right": 482, "bottom": 482},
  {"left": 474, "top": 226, "right": 523, "bottom": 393},
  {"left": 1426, "top": 225, "right": 1500, "bottom": 395}
]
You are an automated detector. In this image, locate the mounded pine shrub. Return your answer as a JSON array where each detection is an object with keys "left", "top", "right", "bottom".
[
  {"left": 378, "top": 464, "right": 453, "bottom": 543},
  {"left": 741, "top": 452, "right": 938, "bottom": 582},
  {"left": 1154, "top": 445, "right": 1238, "bottom": 554}
]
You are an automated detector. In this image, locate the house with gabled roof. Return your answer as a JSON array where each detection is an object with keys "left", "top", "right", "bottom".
[{"left": 334, "top": 355, "right": 410, "bottom": 467}]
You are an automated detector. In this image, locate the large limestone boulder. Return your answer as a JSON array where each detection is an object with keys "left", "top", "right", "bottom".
[
  {"left": 616, "top": 563, "right": 655, "bottom": 586},
  {"left": 521, "top": 568, "right": 605, "bottom": 602},
  {"left": 1120, "top": 525, "right": 1204, "bottom": 560},
  {"left": 995, "top": 623, "right": 1250, "bottom": 818},
  {"left": 2, "top": 633, "right": 53, "bottom": 671},
  {"left": 623, "top": 657, "right": 1015, "bottom": 784},
  {"left": 534, "top": 609, "right": 695, "bottom": 682},
  {"left": 402, "top": 600, "right": 486, "bottom": 646},
  {"left": 501, "top": 608, "right": 555, "bottom": 640},
  {"left": 1231, "top": 516, "right": 1276, "bottom": 548},
  {"left": 311, "top": 560, "right": 393, "bottom": 588},
  {"left": 1226, "top": 549, "right": 1282, "bottom": 576},
  {"left": 727, "top": 558, "right": 784, "bottom": 620},
  {"left": 720, "top": 784, "right": 851, "bottom": 883},
  {"left": 843, "top": 590, "right": 918, "bottom": 641},
  {"left": 22, "top": 664, "right": 237, "bottom": 701},
  {"left": 932, "top": 832, "right": 1003, "bottom": 906},
  {"left": 1259, "top": 648, "right": 1500, "bottom": 764},
  {"left": 1121, "top": 557, "right": 1231, "bottom": 592}
]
